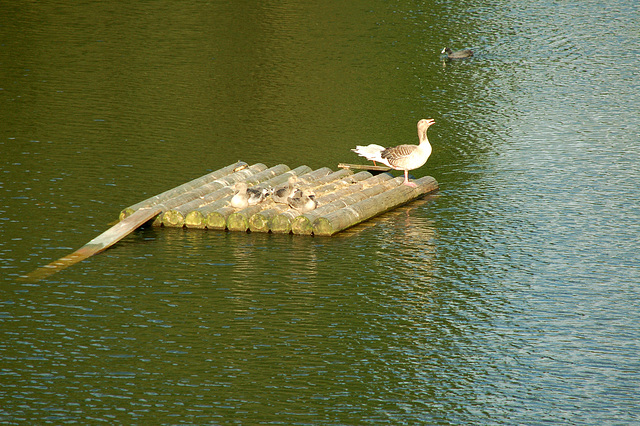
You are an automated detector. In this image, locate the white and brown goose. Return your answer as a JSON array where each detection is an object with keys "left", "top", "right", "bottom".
[{"left": 352, "top": 118, "right": 435, "bottom": 187}]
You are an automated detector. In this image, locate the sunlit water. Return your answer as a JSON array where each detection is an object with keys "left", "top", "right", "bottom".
[{"left": 2, "top": 0, "right": 639, "bottom": 424}]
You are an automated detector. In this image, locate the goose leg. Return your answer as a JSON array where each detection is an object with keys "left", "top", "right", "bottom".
[{"left": 403, "top": 170, "right": 417, "bottom": 187}]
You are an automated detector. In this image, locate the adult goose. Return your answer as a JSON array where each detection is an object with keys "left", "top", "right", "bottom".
[
  {"left": 442, "top": 47, "right": 473, "bottom": 59},
  {"left": 352, "top": 119, "right": 435, "bottom": 187}
]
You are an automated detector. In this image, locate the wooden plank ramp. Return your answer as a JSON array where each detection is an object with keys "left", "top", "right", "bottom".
[{"left": 22, "top": 161, "right": 438, "bottom": 281}]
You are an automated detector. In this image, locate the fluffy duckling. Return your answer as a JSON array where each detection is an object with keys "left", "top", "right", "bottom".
[
  {"left": 272, "top": 175, "right": 298, "bottom": 204},
  {"left": 287, "top": 189, "right": 317, "bottom": 213},
  {"left": 230, "top": 183, "right": 249, "bottom": 209},
  {"left": 247, "top": 186, "right": 270, "bottom": 205}
]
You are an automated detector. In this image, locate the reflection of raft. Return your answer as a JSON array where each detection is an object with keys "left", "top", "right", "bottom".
[{"left": 120, "top": 161, "right": 438, "bottom": 236}]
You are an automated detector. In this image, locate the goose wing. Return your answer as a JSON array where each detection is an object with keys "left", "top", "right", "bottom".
[{"left": 381, "top": 144, "right": 418, "bottom": 168}]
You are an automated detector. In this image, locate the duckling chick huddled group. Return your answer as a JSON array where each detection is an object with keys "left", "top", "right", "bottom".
[
  {"left": 230, "top": 182, "right": 271, "bottom": 209},
  {"left": 287, "top": 189, "right": 317, "bottom": 213},
  {"left": 229, "top": 178, "right": 317, "bottom": 213}
]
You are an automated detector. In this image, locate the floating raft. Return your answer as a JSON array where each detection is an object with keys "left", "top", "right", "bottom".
[
  {"left": 22, "top": 161, "right": 438, "bottom": 281},
  {"left": 120, "top": 161, "right": 438, "bottom": 236}
]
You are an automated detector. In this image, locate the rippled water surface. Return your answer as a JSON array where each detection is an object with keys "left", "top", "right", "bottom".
[{"left": 2, "top": 0, "right": 639, "bottom": 424}]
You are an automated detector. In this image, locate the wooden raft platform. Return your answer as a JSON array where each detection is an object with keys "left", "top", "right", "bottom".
[
  {"left": 120, "top": 161, "right": 438, "bottom": 236},
  {"left": 22, "top": 161, "right": 438, "bottom": 281}
]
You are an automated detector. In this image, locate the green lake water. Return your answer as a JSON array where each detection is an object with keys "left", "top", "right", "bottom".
[{"left": 2, "top": 0, "right": 639, "bottom": 424}]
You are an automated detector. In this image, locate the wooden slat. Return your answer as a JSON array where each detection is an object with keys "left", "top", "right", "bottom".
[
  {"left": 160, "top": 163, "right": 268, "bottom": 227},
  {"left": 119, "top": 161, "right": 248, "bottom": 220},
  {"left": 337, "top": 163, "right": 391, "bottom": 172},
  {"left": 22, "top": 206, "right": 162, "bottom": 282},
  {"left": 313, "top": 176, "right": 439, "bottom": 236},
  {"left": 291, "top": 173, "right": 394, "bottom": 235}
]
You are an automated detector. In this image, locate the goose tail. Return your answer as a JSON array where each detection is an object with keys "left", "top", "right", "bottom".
[{"left": 351, "top": 144, "right": 386, "bottom": 163}]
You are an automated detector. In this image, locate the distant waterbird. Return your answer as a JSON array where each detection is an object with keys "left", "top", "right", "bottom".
[{"left": 441, "top": 47, "right": 474, "bottom": 59}]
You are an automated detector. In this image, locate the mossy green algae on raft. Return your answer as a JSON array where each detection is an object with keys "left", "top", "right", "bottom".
[{"left": 119, "top": 161, "right": 438, "bottom": 236}]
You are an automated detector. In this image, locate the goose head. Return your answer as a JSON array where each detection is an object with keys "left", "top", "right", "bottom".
[{"left": 417, "top": 119, "right": 435, "bottom": 142}]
